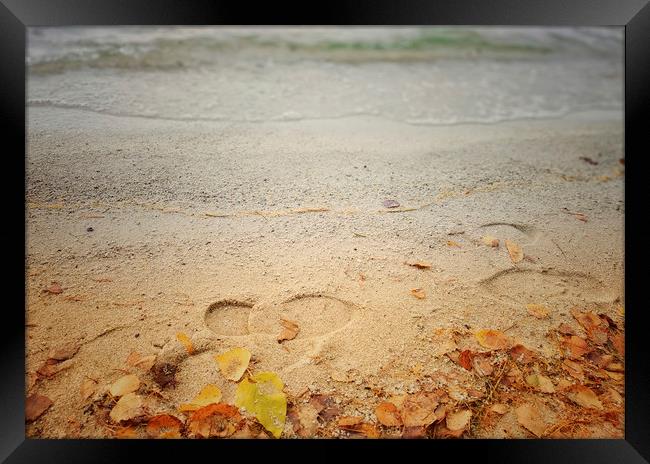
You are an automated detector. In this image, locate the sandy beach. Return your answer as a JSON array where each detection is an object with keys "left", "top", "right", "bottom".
[{"left": 26, "top": 27, "right": 624, "bottom": 438}]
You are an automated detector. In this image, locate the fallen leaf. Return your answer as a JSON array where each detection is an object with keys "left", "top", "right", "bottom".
[
  {"left": 605, "top": 362, "right": 624, "bottom": 373},
  {"left": 176, "top": 332, "right": 194, "bottom": 354},
  {"left": 383, "top": 199, "right": 400, "bottom": 208},
  {"left": 515, "top": 403, "right": 546, "bottom": 437},
  {"left": 585, "top": 351, "right": 614, "bottom": 368},
  {"left": 146, "top": 414, "right": 183, "bottom": 438},
  {"left": 26, "top": 393, "right": 53, "bottom": 422},
  {"left": 235, "top": 371, "right": 287, "bottom": 438},
  {"left": 401, "top": 392, "right": 439, "bottom": 427},
  {"left": 490, "top": 403, "right": 509, "bottom": 415},
  {"left": 187, "top": 403, "right": 242, "bottom": 438},
  {"left": 126, "top": 352, "right": 142, "bottom": 366},
  {"left": 179, "top": 384, "right": 223, "bottom": 412},
  {"left": 339, "top": 420, "right": 380, "bottom": 438},
  {"left": 45, "top": 282, "right": 63, "bottom": 294},
  {"left": 475, "top": 329, "right": 511, "bottom": 350},
  {"left": 109, "top": 374, "right": 140, "bottom": 397},
  {"left": 405, "top": 261, "right": 432, "bottom": 269},
  {"left": 509, "top": 344, "right": 536, "bottom": 364},
  {"left": 482, "top": 236, "right": 499, "bottom": 247},
  {"left": 338, "top": 416, "right": 363, "bottom": 427},
  {"left": 572, "top": 310, "right": 608, "bottom": 345},
  {"left": 558, "top": 323, "right": 576, "bottom": 335},
  {"left": 37, "top": 359, "right": 74, "bottom": 378},
  {"left": 375, "top": 402, "right": 402, "bottom": 426},
  {"left": 605, "top": 370, "right": 624, "bottom": 381},
  {"left": 287, "top": 402, "right": 320, "bottom": 437},
  {"left": 410, "top": 288, "right": 426, "bottom": 299},
  {"left": 562, "top": 359, "right": 585, "bottom": 381},
  {"left": 526, "top": 304, "right": 549, "bottom": 319},
  {"left": 48, "top": 342, "right": 80, "bottom": 361},
  {"left": 446, "top": 240, "right": 461, "bottom": 248},
  {"left": 525, "top": 374, "right": 555, "bottom": 393},
  {"left": 215, "top": 348, "right": 251, "bottom": 382},
  {"left": 563, "top": 335, "right": 589, "bottom": 359},
  {"left": 610, "top": 332, "right": 624, "bottom": 357},
  {"left": 402, "top": 426, "right": 427, "bottom": 438},
  {"left": 446, "top": 409, "right": 472, "bottom": 432},
  {"left": 566, "top": 385, "right": 603, "bottom": 410},
  {"left": 114, "top": 426, "right": 138, "bottom": 438},
  {"left": 458, "top": 350, "right": 474, "bottom": 370},
  {"left": 473, "top": 355, "right": 494, "bottom": 376},
  {"left": 505, "top": 240, "right": 523, "bottom": 263},
  {"left": 277, "top": 318, "right": 300, "bottom": 343},
  {"left": 80, "top": 378, "right": 97, "bottom": 401},
  {"left": 109, "top": 392, "right": 144, "bottom": 423},
  {"left": 309, "top": 394, "right": 341, "bottom": 422},
  {"left": 133, "top": 355, "right": 156, "bottom": 372}
]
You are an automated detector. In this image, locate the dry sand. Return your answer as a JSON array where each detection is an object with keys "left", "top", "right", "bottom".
[{"left": 26, "top": 105, "right": 624, "bottom": 437}]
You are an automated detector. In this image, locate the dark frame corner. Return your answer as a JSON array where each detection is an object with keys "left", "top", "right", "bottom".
[{"left": 1, "top": 0, "right": 649, "bottom": 462}]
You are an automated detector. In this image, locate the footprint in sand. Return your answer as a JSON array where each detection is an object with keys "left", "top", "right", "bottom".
[
  {"left": 480, "top": 268, "right": 617, "bottom": 307},
  {"left": 204, "top": 299, "right": 255, "bottom": 337}
]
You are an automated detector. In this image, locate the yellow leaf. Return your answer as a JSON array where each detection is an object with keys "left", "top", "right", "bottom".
[
  {"left": 179, "top": 384, "right": 223, "bottom": 412},
  {"left": 110, "top": 393, "right": 143, "bottom": 423},
  {"left": 410, "top": 288, "right": 426, "bottom": 299},
  {"left": 505, "top": 240, "right": 523, "bottom": 263},
  {"left": 525, "top": 374, "right": 555, "bottom": 393},
  {"left": 475, "top": 329, "right": 511, "bottom": 350},
  {"left": 215, "top": 348, "right": 251, "bottom": 381},
  {"left": 526, "top": 303, "right": 549, "bottom": 319},
  {"left": 176, "top": 332, "right": 194, "bottom": 354},
  {"left": 109, "top": 374, "right": 140, "bottom": 397},
  {"left": 235, "top": 371, "right": 287, "bottom": 438}
]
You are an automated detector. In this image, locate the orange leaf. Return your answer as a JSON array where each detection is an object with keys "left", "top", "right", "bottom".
[
  {"left": 563, "top": 335, "right": 589, "bottom": 359},
  {"left": 26, "top": 393, "right": 53, "bottom": 422},
  {"left": 475, "top": 329, "right": 511, "bottom": 350},
  {"left": 515, "top": 403, "right": 546, "bottom": 437},
  {"left": 146, "top": 414, "right": 183, "bottom": 438},
  {"left": 375, "top": 402, "right": 402, "bottom": 427},
  {"left": 505, "top": 240, "right": 523, "bottom": 263},
  {"left": 176, "top": 332, "right": 194, "bottom": 354},
  {"left": 458, "top": 350, "right": 474, "bottom": 370},
  {"left": 277, "top": 319, "right": 300, "bottom": 343},
  {"left": 187, "top": 403, "right": 242, "bottom": 438}
]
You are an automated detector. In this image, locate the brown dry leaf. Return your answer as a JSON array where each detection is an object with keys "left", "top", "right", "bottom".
[
  {"left": 525, "top": 374, "right": 555, "bottom": 393},
  {"left": 126, "top": 352, "right": 142, "bottom": 366},
  {"left": 446, "top": 409, "right": 472, "bottom": 432},
  {"left": 146, "top": 414, "right": 183, "bottom": 438},
  {"left": 109, "top": 374, "right": 140, "bottom": 397},
  {"left": 133, "top": 355, "right": 156, "bottom": 372},
  {"left": 401, "top": 392, "right": 439, "bottom": 427},
  {"left": 562, "top": 359, "right": 585, "bottom": 381},
  {"left": 405, "top": 261, "right": 432, "bottom": 269},
  {"left": 80, "top": 378, "right": 97, "bottom": 401},
  {"left": 287, "top": 402, "right": 320, "bottom": 437},
  {"left": 309, "top": 394, "right": 341, "bottom": 422},
  {"left": 48, "top": 342, "right": 80, "bottom": 361},
  {"left": 179, "top": 384, "right": 223, "bottom": 412},
  {"left": 526, "top": 304, "right": 549, "bottom": 319},
  {"left": 109, "top": 392, "right": 144, "bottom": 423},
  {"left": 458, "top": 350, "right": 474, "bottom": 371},
  {"left": 586, "top": 351, "right": 614, "bottom": 368},
  {"left": 26, "top": 373, "right": 38, "bottom": 392},
  {"left": 482, "top": 236, "right": 499, "bottom": 247},
  {"left": 26, "top": 393, "right": 53, "bottom": 422},
  {"left": 505, "top": 240, "right": 523, "bottom": 263},
  {"left": 473, "top": 355, "right": 494, "bottom": 376},
  {"left": 375, "top": 402, "right": 402, "bottom": 427},
  {"left": 45, "top": 282, "right": 63, "bottom": 294},
  {"left": 446, "top": 240, "right": 461, "bottom": 248},
  {"left": 402, "top": 426, "right": 427, "bottom": 438},
  {"left": 490, "top": 403, "right": 509, "bottom": 415},
  {"left": 558, "top": 323, "right": 576, "bottom": 335},
  {"left": 176, "top": 332, "right": 194, "bottom": 354},
  {"left": 515, "top": 403, "right": 546, "bottom": 437},
  {"left": 410, "top": 288, "right": 426, "bottom": 300},
  {"left": 611, "top": 332, "right": 624, "bottom": 357},
  {"left": 214, "top": 347, "right": 251, "bottom": 382},
  {"left": 509, "top": 344, "right": 536, "bottom": 364},
  {"left": 37, "top": 359, "right": 74, "bottom": 378},
  {"left": 563, "top": 335, "right": 589, "bottom": 359},
  {"left": 187, "top": 403, "right": 242, "bottom": 438},
  {"left": 566, "top": 385, "right": 603, "bottom": 410},
  {"left": 572, "top": 310, "right": 609, "bottom": 345},
  {"left": 338, "top": 416, "right": 363, "bottom": 427},
  {"left": 475, "top": 329, "right": 511, "bottom": 350},
  {"left": 277, "top": 318, "right": 300, "bottom": 343}
]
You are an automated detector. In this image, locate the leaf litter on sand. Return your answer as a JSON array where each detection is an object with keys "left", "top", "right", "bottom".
[
  {"left": 410, "top": 288, "right": 426, "bottom": 300},
  {"left": 109, "top": 392, "right": 144, "bottom": 423},
  {"left": 287, "top": 402, "right": 320, "bottom": 437},
  {"left": 475, "top": 329, "right": 511, "bottom": 350},
  {"left": 525, "top": 374, "right": 555, "bottom": 393},
  {"left": 187, "top": 403, "right": 242, "bottom": 438},
  {"left": 505, "top": 240, "right": 523, "bottom": 263},
  {"left": 400, "top": 392, "right": 440, "bottom": 427},
  {"left": 566, "top": 385, "right": 603, "bottom": 410},
  {"left": 446, "top": 410, "right": 472, "bottom": 432},
  {"left": 235, "top": 371, "right": 287, "bottom": 438},
  {"left": 26, "top": 393, "right": 53, "bottom": 422},
  {"left": 375, "top": 401, "right": 402, "bottom": 426},
  {"left": 146, "top": 414, "right": 184, "bottom": 438},
  {"left": 80, "top": 377, "right": 98, "bottom": 401},
  {"left": 179, "top": 384, "right": 223, "bottom": 412},
  {"left": 215, "top": 347, "right": 251, "bottom": 381},
  {"left": 176, "top": 332, "right": 194, "bottom": 354},
  {"left": 515, "top": 403, "right": 546, "bottom": 437},
  {"left": 109, "top": 374, "right": 140, "bottom": 397},
  {"left": 277, "top": 319, "right": 300, "bottom": 343}
]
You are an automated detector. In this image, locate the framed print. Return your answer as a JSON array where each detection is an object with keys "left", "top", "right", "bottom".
[{"left": 1, "top": 0, "right": 649, "bottom": 461}]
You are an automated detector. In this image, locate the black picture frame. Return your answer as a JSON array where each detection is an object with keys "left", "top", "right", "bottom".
[{"left": 1, "top": 0, "right": 648, "bottom": 461}]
